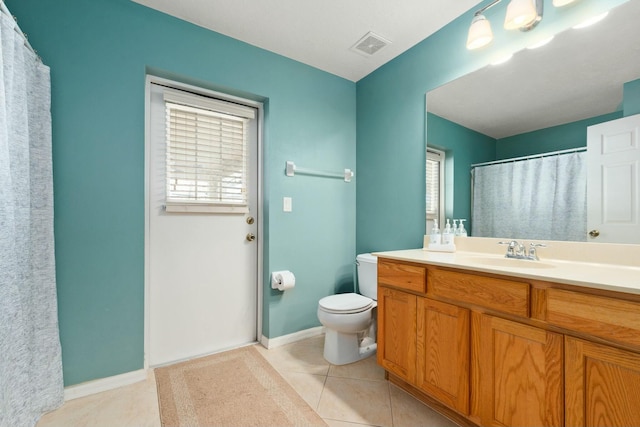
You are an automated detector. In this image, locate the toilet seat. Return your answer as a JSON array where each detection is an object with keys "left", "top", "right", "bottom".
[{"left": 318, "top": 293, "right": 373, "bottom": 314}]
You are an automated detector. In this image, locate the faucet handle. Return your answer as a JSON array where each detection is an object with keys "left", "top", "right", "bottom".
[
  {"left": 498, "top": 240, "right": 519, "bottom": 257},
  {"left": 528, "top": 242, "right": 547, "bottom": 260}
]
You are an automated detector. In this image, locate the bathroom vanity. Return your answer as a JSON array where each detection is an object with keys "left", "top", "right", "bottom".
[{"left": 374, "top": 239, "right": 640, "bottom": 427}]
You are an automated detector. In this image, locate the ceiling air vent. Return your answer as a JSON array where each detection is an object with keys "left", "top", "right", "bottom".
[{"left": 350, "top": 31, "right": 391, "bottom": 57}]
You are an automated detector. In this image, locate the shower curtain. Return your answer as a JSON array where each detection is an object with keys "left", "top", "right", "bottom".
[
  {"left": 472, "top": 151, "right": 587, "bottom": 242},
  {"left": 0, "top": 6, "right": 64, "bottom": 427}
]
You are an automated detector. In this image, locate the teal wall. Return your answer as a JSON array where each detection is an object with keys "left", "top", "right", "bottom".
[
  {"left": 496, "top": 111, "right": 622, "bottom": 159},
  {"left": 7, "top": 0, "right": 355, "bottom": 386},
  {"left": 624, "top": 78, "right": 640, "bottom": 116},
  {"left": 356, "top": 0, "right": 626, "bottom": 254}
]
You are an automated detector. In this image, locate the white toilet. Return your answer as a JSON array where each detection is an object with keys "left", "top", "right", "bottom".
[{"left": 317, "top": 253, "right": 378, "bottom": 365}]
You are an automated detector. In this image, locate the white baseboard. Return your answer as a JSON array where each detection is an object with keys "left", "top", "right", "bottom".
[
  {"left": 64, "top": 329, "right": 324, "bottom": 400},
  {"left": 63, "top": 369, "right": 147, "bottom": 401},
  {"left": 260, "top": 326, "right": 324, "bottom": 349}
]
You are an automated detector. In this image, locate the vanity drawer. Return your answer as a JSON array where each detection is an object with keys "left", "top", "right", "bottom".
[
  {"left": 427, "top": 269, "right": 530, "bottom": 317},
  {"left": 546, "top": 288, "right": 640, "bottom": 348},
  {"left": 378, "top": 259, "right": 426, "bottom": 293}
]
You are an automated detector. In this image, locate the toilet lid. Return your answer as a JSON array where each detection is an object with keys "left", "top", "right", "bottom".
[{"left": 318, "top": 293, "right": 373, "bottom": 314}]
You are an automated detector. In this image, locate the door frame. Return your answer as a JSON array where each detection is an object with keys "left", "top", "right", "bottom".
[{"left": 143, "top": 75, "right": 264, "bottom": 369}]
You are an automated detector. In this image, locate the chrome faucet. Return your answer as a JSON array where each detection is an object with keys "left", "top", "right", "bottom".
[{"left": 498, "top": 240, "right": 546, "bottom": 260}]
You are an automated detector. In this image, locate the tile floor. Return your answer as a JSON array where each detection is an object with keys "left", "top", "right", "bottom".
[{"left": 37, "top": 335, "right": 459, "bottom": 427}]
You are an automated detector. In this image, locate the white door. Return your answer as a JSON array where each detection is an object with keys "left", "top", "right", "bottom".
[
  {"left": 147, "top": 82, "right": 260, "bottom": 366},
  {"left": 587, "top": 113, "right": 640, "bottom": 243}
]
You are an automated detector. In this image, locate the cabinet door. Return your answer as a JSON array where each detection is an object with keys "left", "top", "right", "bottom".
[
  {"left": 416, "top": 298, "right": 470, "bottom": 414},
  {"left": 472, "top": 313, "right": 563, "bottom": 427},
  {"left": 377, "top": 286, "right": 417, "bottom": 383},
  {"left": 566, "top": 337, "right": 640, "bottom": 427}
]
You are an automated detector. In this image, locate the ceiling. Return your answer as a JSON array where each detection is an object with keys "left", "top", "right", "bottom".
[
  {"left": 132, "top": 0, "right": 482, "bottom": 82},
  {"left": 428, "top": 0, "right": 640, "bottom": 139}
]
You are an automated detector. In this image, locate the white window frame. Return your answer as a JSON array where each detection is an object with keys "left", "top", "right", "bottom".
[{"left": 426, "top": 147, "right": 445, "bottom": 231}]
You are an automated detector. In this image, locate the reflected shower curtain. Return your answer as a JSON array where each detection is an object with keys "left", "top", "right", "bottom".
[
  {"left": 0, "top": 7, "right": 63, "bottom": 427},
  {"left": 472, "top": 151, "right": 587, "bottom": 241}
]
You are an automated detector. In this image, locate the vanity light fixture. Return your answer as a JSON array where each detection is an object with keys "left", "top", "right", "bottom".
[
  {"left": 466, "top": 0, "right": 501, "bottom": 50},
  {"left": 466, "top": 14, "right": 494, "bottom": 50},
  {"left": 466, "top": 0, "right": 543, "bottom": 50}
]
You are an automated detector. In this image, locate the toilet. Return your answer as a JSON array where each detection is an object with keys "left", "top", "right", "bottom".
[{"left": 317, "top": 253, "right": 378, "bottom": 365}]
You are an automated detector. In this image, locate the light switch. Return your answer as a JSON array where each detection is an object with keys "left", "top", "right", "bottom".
[{"left": 283, "top": 197, "right": 292, "bottom": 212}]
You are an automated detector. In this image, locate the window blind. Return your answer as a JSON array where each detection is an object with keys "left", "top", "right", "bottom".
[
  {"left": 426, "top": 149, "right": 444, "bottom": 222},
  {"left": 164, "top": 100, "right": 250, "bottom": 213}
]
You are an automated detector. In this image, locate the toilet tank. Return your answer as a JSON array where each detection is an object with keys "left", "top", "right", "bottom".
[{"left": 356, "top": 253, "right": 378, "bottom": 300}]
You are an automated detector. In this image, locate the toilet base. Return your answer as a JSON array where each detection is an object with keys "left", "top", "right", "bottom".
[{"left": 323, "top": 329, "right": 377, "bottom": 365}]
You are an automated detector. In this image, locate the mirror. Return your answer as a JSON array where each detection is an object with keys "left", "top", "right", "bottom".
[{"left": 426, "top": 0, "right": 640, "bottom": 243}]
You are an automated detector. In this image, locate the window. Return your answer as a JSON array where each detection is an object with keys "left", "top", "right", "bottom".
[
  {"left": 426, "top": 148, "right": 445, "bottom": 230},
  {"left": 163, "top": 88, "right": 256, "bottom": 213}
]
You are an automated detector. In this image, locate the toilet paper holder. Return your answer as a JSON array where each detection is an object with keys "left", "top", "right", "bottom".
[{"left": 271, "top": 270, "right": 296, "bottom": 291}]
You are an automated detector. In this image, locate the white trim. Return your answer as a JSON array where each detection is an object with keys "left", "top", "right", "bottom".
[
  {"left": 260, "top": 326, "right": 325, "bottom": 349},
  {"left": 143, "top": 74, "right": 264, "bottom": 369},
  {"left": 63, "top": 369, "right": 147, "bottom": 401},
  {"left": 164, "top": 87, "right": 256, "bottom": 119},
  {"left": 426, "top": 146, "right": 446, "bottom": 230}
]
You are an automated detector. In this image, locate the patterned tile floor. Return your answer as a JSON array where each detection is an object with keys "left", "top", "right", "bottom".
[{"left": 37, "top": 335, "right": 459, "bottom": 427}]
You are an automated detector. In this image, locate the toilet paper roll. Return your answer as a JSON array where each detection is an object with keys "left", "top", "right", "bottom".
[{"left": 271, "top": 270, "right": 295, "bottom": 291}]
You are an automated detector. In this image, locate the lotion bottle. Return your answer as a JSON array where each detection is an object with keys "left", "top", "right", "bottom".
[
  {"left": 429, "top": 219, "right": 441, "bottom": 245},
  {"left": 442, "top": 219, "right": 453, "bottom": 245},
  {"left": 459, "top": 219, "right": 468, "bottom": 237}
]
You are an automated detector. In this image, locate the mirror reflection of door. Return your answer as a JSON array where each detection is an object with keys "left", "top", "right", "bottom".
[{"left": 587, "top": 114, "right": 640, "bottom": 244}]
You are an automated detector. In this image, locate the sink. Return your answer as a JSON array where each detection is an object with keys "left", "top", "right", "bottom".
[{"left": 464, "top": 256, "right": 556, "bottom": 269}]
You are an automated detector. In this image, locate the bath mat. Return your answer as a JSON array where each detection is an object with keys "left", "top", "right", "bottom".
[{"left": 154, "top": 345, "right": 327, "bottom": 426}]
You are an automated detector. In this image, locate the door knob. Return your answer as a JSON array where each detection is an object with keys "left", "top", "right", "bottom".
[
  {"left": 588, "top": 229, "right": 600, "bottom": 238},
  {"left": 246, "top": 233, "right": 256, "bottom": 242}
]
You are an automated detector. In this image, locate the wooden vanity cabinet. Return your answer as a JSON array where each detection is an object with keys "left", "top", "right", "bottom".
[
  {"left": 471, "top": 313, "right": 563, "bottom": 427},
  {"left": 416, "top": 298, "right": 470, "bottom": 414},
  {"left": 377, "top": 286, "right": 417, "bottom": 383},
  {"left": 565, "top": 337, "right": 640, "bottom": 427},
  {"left": 377, "top": 257, "right": 640, "bottom": 427}
]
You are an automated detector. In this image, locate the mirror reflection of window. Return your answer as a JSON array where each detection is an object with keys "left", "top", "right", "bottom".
[{"left": 426, "top": 148, "right": 445, "bottom": 232}]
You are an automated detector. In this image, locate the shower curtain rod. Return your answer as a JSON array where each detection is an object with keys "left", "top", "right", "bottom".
[
  {"left": 470, "top": 147, "right": 586, "bottom": 169},
  {"left": 0, "top": 0, "right": 39, "bottom": 60}
]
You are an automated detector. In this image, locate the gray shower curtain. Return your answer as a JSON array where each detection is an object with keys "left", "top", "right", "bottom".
[
  {"left": 0, "top": 6, "right": 64, "bottom": 427},
  {"left": 472, "top": 151, "right": 587, "bottom": 242}
]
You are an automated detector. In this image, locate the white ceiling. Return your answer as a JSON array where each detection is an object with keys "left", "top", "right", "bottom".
[
  {"left": 132, "top": 0, "right": 482, "bottom": 82},
  {"left": 428, "top": 0, "right": 640, "bottom": 139}
]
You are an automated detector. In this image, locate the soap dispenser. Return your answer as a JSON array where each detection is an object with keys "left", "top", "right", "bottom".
[
  {"left": 442, "top": 219, "right": 453, "bottom": 245},
  {"left": 459, "top": 219, "right": 468, "bottom": 237},
  {"left": 452, "top": 219, "right": 459, "bottom": 236},
  {"left": 429, "top": 219, "right": 441, "bottom": 245}
]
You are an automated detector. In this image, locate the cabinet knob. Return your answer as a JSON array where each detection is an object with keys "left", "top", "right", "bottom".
[{"left": 588, "top": 229, "right": 600, "bottom": 238}]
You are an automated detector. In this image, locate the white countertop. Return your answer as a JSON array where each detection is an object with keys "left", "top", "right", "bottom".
[{"left": 373, "top": 248, "right": 640, "bottom": 296}]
